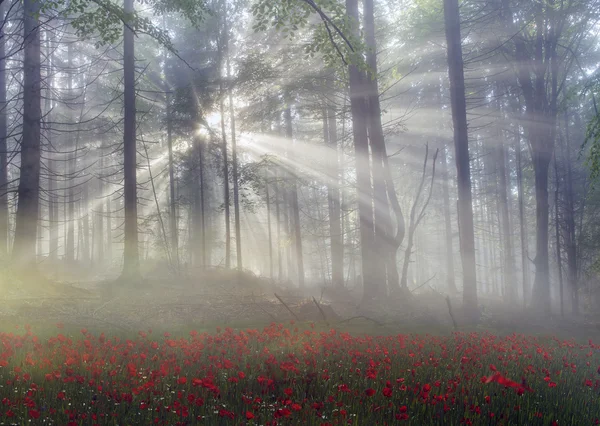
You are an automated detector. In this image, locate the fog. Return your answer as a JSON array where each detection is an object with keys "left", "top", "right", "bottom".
[
  {"left": 2, "top": 0, "right": 600, "bottom": 424},
  {"left": 0, "top": 0, "right": 599, "bottom": 335}
]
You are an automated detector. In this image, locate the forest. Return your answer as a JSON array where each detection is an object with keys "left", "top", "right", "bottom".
[
  {"left": 2, "top": 0, "right": 600, "bottom": 424},
  {"left": 0, "top": 0, "right": 599, "bottom": 321}
]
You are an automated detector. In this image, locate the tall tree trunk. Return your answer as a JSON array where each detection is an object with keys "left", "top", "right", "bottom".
[
  {"left": 0, "top": 1, "right": 7, "bottom": 255},
  {"left": 531, "top": 145, "right": 551, "bottom": 310},
  {"left": 514, "top": 128, "right": 529, "bottom": 306},
  {"left": 224, "top": 15, "right": 241, "bottom": 270},
  {"left": 363, "top": 0, "right": 394, "bottom": 297},
  {"left": 13, "top": 0, "right": 41, "bottom": 267},
  {"left": 219, "top": 78, "right": 231, "bottom": 270},
  {"left": 106, "top": 193, "right": 112, "bottom": 264},
  {"left": 66, "top": 43, "right": 75, "bottom": 263},
  {"left": 275, "top": 167, "right": 282, "bottom": 281},
  {"left": 443, "top": 0, "right": 478, "bottom": 318},
  {"left": 44, "top": 30, "right": 58, "bottom": 261},
  {"left": 497, "top": 127, "right": 516, "bottom": 302},
  {"left": 95, "top": 154, "right": 104, "bottom": 264},
  {"left": 192, "top": 138, "right": 204, "bottom": 269},
  {"left": 553, "top": 154, "right": 564, "bottom": 316},
  {"left": 281, "top": 177, "right": 291, "bottom": 281},
  {"left": 440, "top": 144, "right": 457, "bottom": 292},
  {"left": 198, "top": 138, "right": 206, "bottom": 268},
  {"left": 216, "top": 24, "right": 231, "bottom": 270},
  {"left": 513, "top": 6, "right": 557, "bottom": 313},
  {"left": 346, "top": 0, "right": 377, "bottom": 303},
  {"left": 166, "top": 90, "right": 179, "bottom": 269},
  {"left": 284, "top": 101, "right": 304, "bottom": 288},
  {"left": 82, "top": 180, "right": 90, "bottom": 263},
  {"left": 562, "top": 110, "right": 578, "bottom": 315},
  {"left": 161, "top": 18, "right": 179, "bottom": 271},
  {"left": 121, "top": 0, "right": 139, "bottom": 278},
  {"left": 265, "top": 166, "right": 273, "bottom": 278},
  {"left": 324, "top": 105, "right": 343, "bottom": 288}
]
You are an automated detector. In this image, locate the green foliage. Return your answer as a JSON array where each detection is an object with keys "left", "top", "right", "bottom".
[
  {"left": 405, "top": 0, "right": 444, "bottom": 39},
  {"left": 250, "top": 0, "right": 366, "bottom": 71},
  {"left": 42, "top": 0, "right": 209, "bottom": 50},
  {"left": 585, "top": 113, "right": 600, "bottom": 179}
]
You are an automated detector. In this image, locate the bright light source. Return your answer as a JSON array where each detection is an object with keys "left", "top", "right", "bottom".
[{"left": 196, "top": 127, "right": 209, "bottom": 138}]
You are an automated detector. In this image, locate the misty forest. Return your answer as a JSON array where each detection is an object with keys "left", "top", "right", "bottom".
[{"left": 1, "top": 0, "right": 600, "bottom": 424}]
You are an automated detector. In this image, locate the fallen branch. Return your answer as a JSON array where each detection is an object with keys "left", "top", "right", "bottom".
[
  {"left": 338, "top": 315, "right": 384, "bottom": 326},
  {"left": 312, "top": 297, "right": 329, "bottom": 324},
  {"left": 274, "top": 293, "right": 300, "bottom": 321},
  {"left": 409, "top": 273, "right": 437, "bottom": 293},
  {"left": 238, "top": 290, "right": 278, "bottom": 322},
  {"left": 253, "top": 301, "right": 278, "bottom": 322}
]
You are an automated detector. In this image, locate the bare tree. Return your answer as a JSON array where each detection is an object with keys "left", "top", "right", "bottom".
[{"left": 400, "top": 145, "right": 438, "bottom": 290}]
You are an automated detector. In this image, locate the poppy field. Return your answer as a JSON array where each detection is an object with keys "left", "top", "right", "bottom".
[{"left": 0, "top": 322, "right": 599, "bottom": 425}]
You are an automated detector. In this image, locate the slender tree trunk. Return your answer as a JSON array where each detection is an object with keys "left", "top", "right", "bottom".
[
  {"left": 106, "top": 193, "right": 112, "bottom": 264},
  {"left": 66, "top": 43, "right": 75, "bottom": 263},
  {"left": 224, "top": 15, "right": 242, "bottom": 270},
  {"left": 440, "top": 144, "right": 457, "bottom": 292},
  {"left": 275, "top": 168, "right": 282, "bottom": 281},
  {"left": 399, "top": 147, "right": 438, "bottom": 289},
  {"left": 219, "top": 82, "right": 231, "bottom": 270},
  {"left": 443, "top": 0, "right": 478, "bottom": 318},
  {"left": 514, "top": 129, "right": 529, "bottom": 306},
  {"left": 192, "top": 138, "right": 205, "bottom": 269},
  {"left": 281, "top": 178, "right": 291, "bottom": 281},
  {"left": 216, "top": 27, "right": 231, "bottom": 270},
  {"left": 363, "top": 0, "right": 394, "bottom": 297},
  {"left": 13, "top": 0, "right": 42, "bottom": 267},
  {"left": 553, "top": 154, "right": 564, "bottom": 316},
  {"left": 346, "top": 0, "right": 378, "bottom": 303},
  {"left": 166, "top": 91, "right": 179, "bottom": 269},
  {"left": 497, "top": 129, "right": 516, "bottom": 302},
  {"left": 562, "top": 110, "right": 578, "bottom": 315},
  {"left": 284, "top": 101, "right": 304, "bottom": 288},
  {"left": 324, "top": 105, "right": 343, "bottom": 288},
  {"left": 265, "top": 165, "right": 273, "bottom": 278},
  {"left": 199, "top": 138, "right": 206, "bottom": 268},
  {"left": 95, "top": 154, "right": 104, "bottom": 264},
  {"left": 121, "top": 0, "right": 139, "bottom": 278},
  {"left": 82, "top": 180, "right": 90, "bottom": 263},
  {"left": 0, "top": 1, "right": 7, "bottom": 255}
]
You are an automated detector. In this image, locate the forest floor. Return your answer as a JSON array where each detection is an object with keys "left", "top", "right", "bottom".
[{"left": 1, "top": 266, "right": 599, "bottom": 342}]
